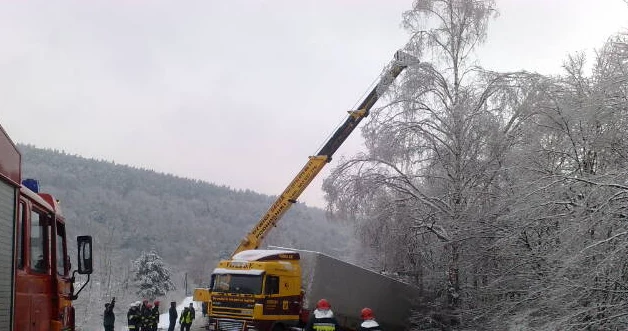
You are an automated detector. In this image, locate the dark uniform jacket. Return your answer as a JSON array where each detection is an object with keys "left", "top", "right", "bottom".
[
  {"left": 359, "top": 319, "right": 382, "bottom": 331},
  {"left": 104, "top": 301, "right": 116, "bottom": 326},
  {"left": 142, "top": 306, "right": 153, "bottom": 328},
  {"left": 151, "top": 306, "right": 160, "bottom": 326},
  {"left": 127, "top": 306, "right": 141, "bottom": 329},
  {"left": 139, "top": 304, "right": 148, "bottom": 327},
  {"left": 180, "top": 308, "right": 193, "bottom": 325},
  {"left": 169, "top": 306, "right": 178, "bottom": 324},
  {"left": 305, "top": 309, "right": 339, "bottom": 331}
]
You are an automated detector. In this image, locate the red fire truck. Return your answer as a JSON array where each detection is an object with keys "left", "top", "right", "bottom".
[{"left": 0, "top": 123, "right": 93, "bottom": 331}]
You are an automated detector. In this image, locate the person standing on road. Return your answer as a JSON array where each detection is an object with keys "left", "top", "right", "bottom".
[
  {"left": 202, "top": 301, "right": 208, "bottom": 317},
  {"left": 179, "top": 306, "right": 193, "bottom": 331},
  {"left": 358, "top": 308, "right": 382, "bottom": 331},
  {"left": 168, "top": 301, "right": 178, "bottom": 331},
  {"left": 142, "top": 303, "right": 153, "bottom": 331},
  {"left": 305, "top": 299, "right": 339, "bottom": 331},
  {"left": 127, "top": 301, "right": 141, "bottom": 331},
  {"left": 189, "top": 303, "right": 196, "bottom": 322},
  {"left": 139, "top": 300, "right": 149, "bottom": 331},
  {"left": 103, "top": 297, "right": 116, "bottom": 331},
  {"left": 150, "top": 301, "right": 160, "bottom": 331}
]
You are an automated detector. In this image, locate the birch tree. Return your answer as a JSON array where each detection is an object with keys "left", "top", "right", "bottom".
[
  {"left": 324, "top": 0, "right": 544, "bottom": 318},
  {"left": 324, "top": 2, "right": 628, "bottom": 328}
]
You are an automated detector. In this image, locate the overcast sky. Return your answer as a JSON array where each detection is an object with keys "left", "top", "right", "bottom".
[{"left": 1, "top": 0, "right": 627, "bottom": 208}]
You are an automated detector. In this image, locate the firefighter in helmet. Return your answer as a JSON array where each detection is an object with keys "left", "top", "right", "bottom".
[
  {"left": 139, "top": 300, "right": 149, "bottom": 331},
  {"left": 305, "top": 299, "right": 339, "bottom": 331},
  {"left": 142, "top": 303, "right": 153, "bottom": 331},
  {"left": 127, "top": 301, "right": 141, "bottom": 331},
  {"left": 358, "top": 308, "right": 382, "bottom": 331},
  {"left": 150, "top": 301, "right": 160, "bottom": 331}
]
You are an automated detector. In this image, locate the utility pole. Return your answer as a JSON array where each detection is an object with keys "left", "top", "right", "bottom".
[{"left": 184, "top": 272, "right": 188, "bottom": 296}]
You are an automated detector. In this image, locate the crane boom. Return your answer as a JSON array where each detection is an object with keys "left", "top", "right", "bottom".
[{"left": 232, "top": 50, "right": 415, "bottom": 256}]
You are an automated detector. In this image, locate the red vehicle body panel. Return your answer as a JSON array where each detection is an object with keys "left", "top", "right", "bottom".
[
  {"left": 14, "top": 188, "right": 73, "bottom": 331},
  {"left": 1, "top": 124, "right": 74, "bottom": 331},
  {"left": 0, "top": 125, "right": 20, "bottom": 185}
]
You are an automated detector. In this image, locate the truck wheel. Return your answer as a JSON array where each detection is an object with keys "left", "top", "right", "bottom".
[{"left": 272, "top": 323, "right": 285, "bottom": 331}]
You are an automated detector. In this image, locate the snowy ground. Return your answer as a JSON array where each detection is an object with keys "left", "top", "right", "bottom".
[{"left": 156, "top": 296, "right": 203, "bottom": 330}]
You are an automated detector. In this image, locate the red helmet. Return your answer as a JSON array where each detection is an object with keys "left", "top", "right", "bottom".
[
  {"left": 146, "top": 303, "right": 153, "bottom": 309},
  {"left": 316, "top": 299, "right": 331, "bottom": 310},
  {"left": 154, "top": 301, "right": 160, "bottom": 306},
  {"left": 361, "top": 307, "right": 374, "bottom": 320}
]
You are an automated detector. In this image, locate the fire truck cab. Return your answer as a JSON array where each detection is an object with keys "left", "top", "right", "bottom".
[{"left": 0, "top": 124, "right": 93, "bottom": 331}]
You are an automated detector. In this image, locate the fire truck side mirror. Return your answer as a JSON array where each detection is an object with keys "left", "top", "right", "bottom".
[{"left": 77, "top": 236, "right": 93, "bottom": 275}]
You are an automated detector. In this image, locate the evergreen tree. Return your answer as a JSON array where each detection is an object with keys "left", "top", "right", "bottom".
[{"left": 132, "top": 250, "right": 176, "bottom": 300}]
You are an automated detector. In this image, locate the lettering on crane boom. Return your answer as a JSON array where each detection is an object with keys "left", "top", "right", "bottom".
[{"left": 252, "top": 158, "right": 325, "bottom": 239}]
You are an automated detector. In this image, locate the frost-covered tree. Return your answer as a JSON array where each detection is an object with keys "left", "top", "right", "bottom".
[
  {"left": 324, "top": 0, "right": 536, "bottom": 311},
  {"left": 325, "top": 18, "right": 628, "bottom": 328},
  {"left": 132, "top": 250, "right": 176, "bottom": 300},
  {"left": 497, "top": 32, "right": 628, "bottom": 330}
]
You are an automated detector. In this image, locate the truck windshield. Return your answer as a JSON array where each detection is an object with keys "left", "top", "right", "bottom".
[{"left": 212, "top": 274, "right": 262, "bottom": 295}]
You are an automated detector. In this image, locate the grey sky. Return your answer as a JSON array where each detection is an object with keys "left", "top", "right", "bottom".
[{"left": 1, "top": 1, "right": 626, "bottom": 208}]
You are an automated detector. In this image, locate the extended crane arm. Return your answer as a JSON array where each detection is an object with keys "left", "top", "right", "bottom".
[{"left": 232, "top": 50, "right": 416, "bottom": 256}]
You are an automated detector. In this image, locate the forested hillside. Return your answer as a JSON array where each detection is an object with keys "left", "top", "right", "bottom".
[{"left": 18, "top": 144, "right": 354, "bottom": 329}]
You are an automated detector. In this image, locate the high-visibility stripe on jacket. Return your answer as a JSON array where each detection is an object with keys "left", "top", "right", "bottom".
[
  {"left": 127, "top": 307, "right": 141, "bottom": 328},
  {"left": 305, "top": 309, "right": 339, "bottom": 331},
  {"left": 180, "top": 309, "right": 193, "bottom": 324}
]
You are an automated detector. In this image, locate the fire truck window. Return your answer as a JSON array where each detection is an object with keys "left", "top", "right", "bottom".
[
  {"left": 30, "top": 211, "right": 47, "bottom": 274},
  {"left": 265, "top": 276, "right": 280, "bottom": 295},
  {"left": 16, "top": 202, "right": 25, "bottom": 269},
  {"left": 56, "top": 223, "right": 66, "bottom": 276}
]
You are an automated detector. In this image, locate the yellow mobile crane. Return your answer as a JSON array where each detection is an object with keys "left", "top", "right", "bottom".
[
  {"left": 234, "top": 50, "right": 413, "bottom": 255},
  {"left": 195, "top": 50, "right": 417, "bottom": 331}
]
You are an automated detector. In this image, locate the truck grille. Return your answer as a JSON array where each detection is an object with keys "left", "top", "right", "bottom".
[
  {"left": 212, "top": 307, "right": 249, "bottom": 316},
  {"left": 211, "top": 303, "right": 253, "bottom": 319},
  {"left": 217, "top": 319, "right": 244, "bottom": 331}
]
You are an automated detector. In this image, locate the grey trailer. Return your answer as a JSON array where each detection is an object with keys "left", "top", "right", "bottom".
[{"left": 296, "top": 249, "right": 420, "bottom": 331}]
